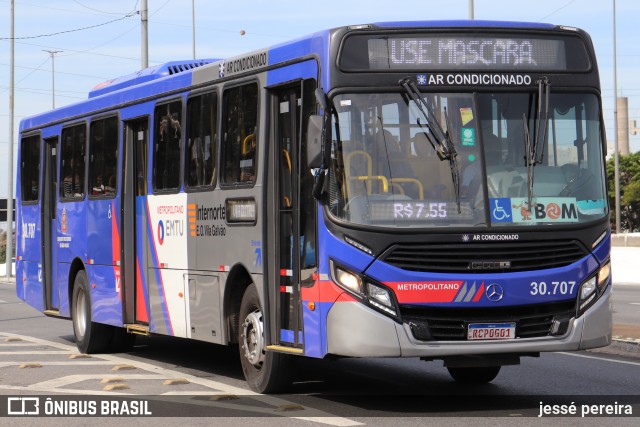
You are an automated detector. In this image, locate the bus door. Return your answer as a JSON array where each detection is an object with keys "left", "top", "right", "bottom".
[
  {"left": 42, "top": 136, "right": 59, "bottom": 311},
  {"left": 122, "top": 118, "right": 150, "bottom": 328},
  {"left": 269, "top": 81, "right": 317, "bottom": 351}
]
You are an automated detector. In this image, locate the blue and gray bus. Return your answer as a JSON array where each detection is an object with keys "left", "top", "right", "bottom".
[{"left": 16, "top": 20, "right": 612, "bottom": 392}]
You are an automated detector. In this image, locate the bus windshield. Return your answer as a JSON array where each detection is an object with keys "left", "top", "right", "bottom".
[{"left": 328, "top": 91, "right": 607, "bottom": 228}]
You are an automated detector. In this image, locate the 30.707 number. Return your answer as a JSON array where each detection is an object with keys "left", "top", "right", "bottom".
[{"left": 530, "top": 281, "right": 577, "bottom": 296}]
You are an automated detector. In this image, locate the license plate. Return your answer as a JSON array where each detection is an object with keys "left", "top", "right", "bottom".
[{"left": 467, "top": 322, "right": 516, "bottom": 340}]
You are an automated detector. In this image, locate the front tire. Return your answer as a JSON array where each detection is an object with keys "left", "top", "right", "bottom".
[
  {"left": 447, "top": 366, "right": 501, "bottom": 384},
  {"left": 71, "top": 270, "right": 112, "bottom": 353},
  {"left": 238, "top": 284, "right": 293, "bottom": 393}
]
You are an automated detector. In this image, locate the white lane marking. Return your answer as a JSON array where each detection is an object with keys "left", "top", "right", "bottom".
[
  {"left": 0, "top": 343, "right": 50, "bottom": 347},
  {"left": 558, "top": 352, "right": 640, "bottom": 367},
  {"left": 0, "top": 350, "right": 71, "bottom": 354},
  {"left": 31, "top": 374, "right": 161, "bottom": 389},
  {"left": 0, "top": 332, "right": 363, "bottom": 426},
  {"left": 1, "top": 361, "right": 115, "bottom": 366},
  {"left": 297, "top": 419, "right": 365, "bottom": 426},
  {"left": 629, "top": 303, "right": 640, "bottom": 305}
]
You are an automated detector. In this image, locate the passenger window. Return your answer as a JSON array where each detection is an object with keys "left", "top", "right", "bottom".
[
  {"left": 186, "top": 92, "right": 217, "bottom": 188},
  {"left": 153, "top": 101, "right": 183, "bottom": 191},
  {"left": 221, "top": 83, "right": 258, "bottom": 185},
  {"left": 89, "top": 117, "right": 118, "bottom": 197},
  {"left": 60, "top": 124, "right": 86, "bottom": 200},
  {"left": 20, "top": 134, "right": 41, "bottom": 203}
]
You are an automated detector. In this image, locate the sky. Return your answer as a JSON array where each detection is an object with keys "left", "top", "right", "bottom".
[{"left": 1, "top": 0, "right": 639, "bottom": 199}]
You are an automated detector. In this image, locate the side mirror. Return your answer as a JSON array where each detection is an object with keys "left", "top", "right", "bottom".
[{"left": 306, "top": 115, "right": 324, "bottom": 169}]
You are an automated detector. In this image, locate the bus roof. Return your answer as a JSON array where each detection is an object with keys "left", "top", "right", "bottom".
[
  {"left": 89, "top": 59, "right": 218, "bottom": 99},
  {"left": 372, "top": 20, "right": 556, "bottom": 30}
]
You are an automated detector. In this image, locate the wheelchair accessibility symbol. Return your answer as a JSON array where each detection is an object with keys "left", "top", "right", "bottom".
[{"left": 490, "top": 198, "right": 513, "bottom": 223}]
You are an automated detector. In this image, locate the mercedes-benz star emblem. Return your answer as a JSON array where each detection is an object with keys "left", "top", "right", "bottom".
[{"left": 485, "top": 283, "right": 504, "bottom": 302}]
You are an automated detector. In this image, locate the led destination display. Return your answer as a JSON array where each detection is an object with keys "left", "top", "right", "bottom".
[{"left": 340, "top": 33, "right": 590, "bottom": 72}]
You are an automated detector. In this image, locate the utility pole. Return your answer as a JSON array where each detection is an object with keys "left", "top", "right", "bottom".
[
  {"left": 469, "top": 0, "right": 474, "bottom": 19},
  {"left": 43, "top": 50, "right": 62, "bottom": 109},
  {"left": 613, "top": 0, "right": 621, "bottom": 233},
  {"left": 192, "top": 0, "right": 196, "bottom": 59},
  {"left": 6, "top": 0, "right": 14, "bottom": 278},
  {"left": 141, "top": 0, "right": 148, "bottom": 69}
]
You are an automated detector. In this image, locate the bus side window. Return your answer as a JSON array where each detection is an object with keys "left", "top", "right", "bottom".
[
  {"left": 20, "top": 134, "right": 41, "bottom": 203},
  {"left": 89, "top": 116, "right": 118, "bottom": 197},
  {"left": 60, "top": 124, "right": 86, "bottom": 200},
  {"left": 186, "top": 91, "right": 217, "bottom": 188},
  {"left": 153, "top": 100, "right": 182, "bottom": 192},
  {"left": 221, "top": 83, "right": 258, "bottom": 185}
]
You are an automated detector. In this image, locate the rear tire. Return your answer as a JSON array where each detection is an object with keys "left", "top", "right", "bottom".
[
  {"left": 71, "top": 270, "right": 112, "bottom": 354},
  {"left": 447, "top": 366, "right": 501, "bottom": 384},
  {"left": 238, "top": 284, "right": 293, "bottom": 393}
]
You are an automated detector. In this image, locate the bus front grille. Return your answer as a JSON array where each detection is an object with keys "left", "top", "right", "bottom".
[{"left": 380, "top": 240, "right": 589, "bottom": 273}]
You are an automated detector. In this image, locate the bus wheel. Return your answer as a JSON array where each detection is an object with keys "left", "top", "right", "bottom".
[
  {"left": 447, "top": 366, "right": 501, "bottom": 384},
  {"left": 238, "top": 284, "right": 292, "bottom": 393},
  {"left": 71, "top": 270, "right": 112, "bottom": 354}
]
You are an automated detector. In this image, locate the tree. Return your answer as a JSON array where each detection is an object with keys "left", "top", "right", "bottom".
[{"left": 607, "top": 151, "right": 640, "bottom": 232}]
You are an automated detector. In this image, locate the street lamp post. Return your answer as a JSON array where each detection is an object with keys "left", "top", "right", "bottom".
[
  {"left": 43, "top": 50, "right": 62, "bottom": 109},
  {"left": 141, "top": 0, "right": 148, "bottom": 69},
  {"left": 613, "top": 0, "right": 621, "bottom": 233},
  {"left": 6, "top": 0, "right": 14, "bottom": 279}
]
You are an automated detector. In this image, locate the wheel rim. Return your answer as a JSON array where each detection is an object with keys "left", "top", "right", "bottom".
[
  {"left": 74, "top": 288, "right": 87, "bottom": 340},
  {"left": 241, "top": 309, "right": 265, "bottom": 368}
]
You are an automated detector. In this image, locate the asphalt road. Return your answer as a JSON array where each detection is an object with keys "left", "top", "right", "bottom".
[
  {"left": 0, "top": 281, "right": 639, "bottom": 425},
  {"left": 612, "top": 284, "right": 640, "bottom": 326}
]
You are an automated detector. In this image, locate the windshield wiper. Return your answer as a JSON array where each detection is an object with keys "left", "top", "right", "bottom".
[
  {"left": 399, "top": 78, "right": 461, "bottom": 212},
  {"left": 523, "top": 77, "right": 550, "bottom": 210}
]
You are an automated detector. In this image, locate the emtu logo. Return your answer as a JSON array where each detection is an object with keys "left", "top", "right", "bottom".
[{"left": 157, "top": 220, "right": 165, "bottom": 245}]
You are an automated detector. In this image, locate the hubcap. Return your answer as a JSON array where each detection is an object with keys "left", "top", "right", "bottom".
[
  {"left": 241, "top": 310, "right": 265, "bottom": 367},
  {"left": 74, "top": 289, "right": 87, "bottom": 340}
]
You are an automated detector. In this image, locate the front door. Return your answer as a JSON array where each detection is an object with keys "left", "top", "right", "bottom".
[
  {"left": 42, "top": 136, "right": 58, "bottom": 311},
  {"left": 270, "top": 81, "right": 317, "bottom": 350}
]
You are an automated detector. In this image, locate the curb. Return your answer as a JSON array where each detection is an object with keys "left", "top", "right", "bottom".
[{"left": 610, "top": 337, "right": 640, "bottom": 354}]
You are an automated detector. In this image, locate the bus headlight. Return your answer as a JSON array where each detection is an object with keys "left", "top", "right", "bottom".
[
  {"left": 331, "top": 260, "right": 363, "bottom": 297},
  {"left": 367, "top": 283, "right": 396, "bottom": 316},
  {"left": 597, "top": 261, "right": 611, "bottom": 289},
  {"left": 329, "top": 260, "right": 400, "bottom": 320},
  {"left": 580, "top": 277, "right": 596, "bottom": 302},
  {"left": 577, "top": 261, "right": 611, "bottom": 316}
]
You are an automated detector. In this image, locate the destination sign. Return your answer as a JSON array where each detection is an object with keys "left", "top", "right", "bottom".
[{"left": 339, "top": 33, "right": 590, "bottom": 72}]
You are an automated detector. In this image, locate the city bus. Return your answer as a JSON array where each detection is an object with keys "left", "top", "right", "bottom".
[{"left": 16, "top": 20, "right": 612, "bottom": 393}]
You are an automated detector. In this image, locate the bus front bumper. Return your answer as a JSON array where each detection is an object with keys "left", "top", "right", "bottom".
[{"left": 325, "top": 287, "right": 612, "bottom": 358}]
